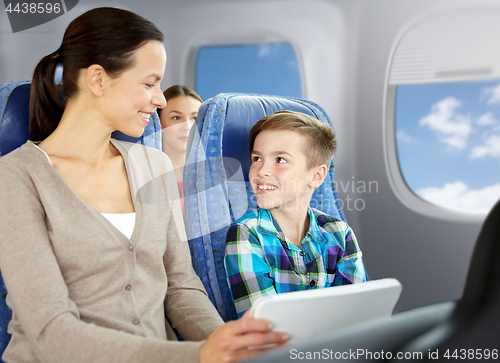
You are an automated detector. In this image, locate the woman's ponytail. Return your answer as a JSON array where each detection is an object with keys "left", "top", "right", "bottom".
[{"left": 29, "top": 51, "right": 64, "bottom": 141}]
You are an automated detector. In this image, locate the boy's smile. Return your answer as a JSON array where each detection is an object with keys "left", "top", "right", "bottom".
[
  {"left": 257, "top": 183, "right": 278, "bottom": 191},
  {"left": 249, "top": 129, "right": 318, "bottom": 213}
]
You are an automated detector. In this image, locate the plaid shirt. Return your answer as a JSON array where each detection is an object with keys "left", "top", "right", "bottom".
[{"left": 224, "top": 207, "right": 367, "bottom": 317}]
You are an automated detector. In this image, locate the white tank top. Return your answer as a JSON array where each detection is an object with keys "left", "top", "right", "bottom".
[{"left": 101, "top": 213, "right": 136, "bottom": 239}]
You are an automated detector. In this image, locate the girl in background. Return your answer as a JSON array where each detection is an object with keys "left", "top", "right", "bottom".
[{"left": 158, "top": 86, "right": 203, "bottom": 212}]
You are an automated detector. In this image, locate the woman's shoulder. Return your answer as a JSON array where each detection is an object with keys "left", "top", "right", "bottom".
[
  {"left": 0, "top": 141, "right": 50, "bottom": 196},
  {"left": 0, "top": 141, "right": 43, "bottom": 173}
]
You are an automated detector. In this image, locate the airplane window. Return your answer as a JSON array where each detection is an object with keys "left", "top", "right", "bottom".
[
  {"left": 396, "top": 80, "right": 500, "bottom": 214},
  {"left": 195, "top": 42, "right": 302, "bottom": 100}
]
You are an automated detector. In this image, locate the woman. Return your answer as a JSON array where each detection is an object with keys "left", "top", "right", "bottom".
[
  {"left": 158, "top": 85, "right": 203, "bottom": 211},
  {"left": 0, "top": 7, "right": 287, "bottom": 363}
]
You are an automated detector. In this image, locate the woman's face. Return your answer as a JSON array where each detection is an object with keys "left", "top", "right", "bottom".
[
  {"left": 100, "top": 40, "right": 167, "bottom": 137},
  {"left": 160, "top": 95, "right": 202, "bottom": 156}
]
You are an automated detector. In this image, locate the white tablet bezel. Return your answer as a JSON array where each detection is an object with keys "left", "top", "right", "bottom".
[{"left": 250, "top": 278, "right": 402, "bottom": 344}]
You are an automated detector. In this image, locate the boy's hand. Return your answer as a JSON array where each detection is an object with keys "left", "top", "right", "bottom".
[{"left": 199, "top": 310, "right": 289, "bottom": 363}]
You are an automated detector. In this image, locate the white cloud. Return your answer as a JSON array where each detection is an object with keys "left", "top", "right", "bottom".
[
  {"left": 258, "top": 45, "right": 273, "bottom": 57},
  {"left": 484, "top": 83, "right": 500, "bottom": 105},
  {"left": 477, "top": 112, "right": 498, "bottom": 126},
  {"left": 420, "top": 97, "right": 471, "bottom": 150},
  {"left": 470, "top": 134, "right": 500, "bottom": 159},
  {"left": 397, "top": 130, "right": 414, "bottom": 143},
  {"left": 417, "top": 181, "right": 500, "bottom": 214}
]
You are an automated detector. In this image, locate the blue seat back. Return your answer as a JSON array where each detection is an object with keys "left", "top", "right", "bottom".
[
  {"left": 0, "top": 80, "right": 162, "bottom": 359},
  {"left": 184, "top": 93, "right": 346, "bottom": 321}
]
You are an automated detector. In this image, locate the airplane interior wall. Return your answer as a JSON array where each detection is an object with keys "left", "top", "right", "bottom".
[
  {"left": 0, "top": 0, "right": 495, "bottom": 313},
  {"left": 351, "top": 0, "right": 494, "bottom": 311}
]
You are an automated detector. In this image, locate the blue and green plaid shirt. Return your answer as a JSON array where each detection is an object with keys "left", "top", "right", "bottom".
[{"left": 224, "top": 207, "right": 368, "bottom": 317}]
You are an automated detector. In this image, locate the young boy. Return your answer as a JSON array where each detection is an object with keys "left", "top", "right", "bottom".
[{"left": 224, "top": 110, "right": 367, "bottom": 317}]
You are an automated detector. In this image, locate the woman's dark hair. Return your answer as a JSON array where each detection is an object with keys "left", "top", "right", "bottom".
[
  {"left": 30, "top": 7, "right": 164, "bottom": 141},
  {"left": 157, "top": 85, "right": 203, "bottom": 116}
]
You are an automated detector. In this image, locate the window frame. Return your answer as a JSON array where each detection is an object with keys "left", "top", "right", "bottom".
[
  {"left": 193, "top": 41, "right": 304, "bottom": 100},
  {"left": 184, "top": 31, "right": 305, "bottom": 100},
  {"left": 381, "top": 3, "right": 500, "bottom": 222},
  {"left": 384, "top": 84, "right": 488, "bottom": 222}
]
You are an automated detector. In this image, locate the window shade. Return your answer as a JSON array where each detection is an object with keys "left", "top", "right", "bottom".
[{"left": 389, "top": 7, "right": 500, "bottom": 85}]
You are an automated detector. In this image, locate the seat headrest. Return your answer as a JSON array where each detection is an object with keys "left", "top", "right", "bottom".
[
  {"left": 0, "top": 81, "right": 31, "bottom": 156},
  {"left": 213, "top": 94, "right": 333, "bottom": 180}
]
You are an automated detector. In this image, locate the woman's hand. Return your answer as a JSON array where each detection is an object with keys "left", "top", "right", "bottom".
[{"left": 199, "top": 310, "right": 289, "bottom": 363}]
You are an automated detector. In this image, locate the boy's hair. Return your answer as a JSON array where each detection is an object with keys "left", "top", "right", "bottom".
[{"left": 249, "top": 110, "right": 336, "bottom": 168}]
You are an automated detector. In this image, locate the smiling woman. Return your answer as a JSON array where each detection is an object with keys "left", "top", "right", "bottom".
[{"left": 0, "top": 7, "right": 288, "bottom": 363}]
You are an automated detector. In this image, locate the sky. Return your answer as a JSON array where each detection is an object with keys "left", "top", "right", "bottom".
[
  {"left": 396, "top": 80, "right": 500, "bottom": 214},
  {"left": 195, "top": 43, "right": 302, "bottom": 101}
]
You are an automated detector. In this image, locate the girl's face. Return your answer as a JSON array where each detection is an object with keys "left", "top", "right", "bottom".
[
  {"left": 160, "top": 95, "right": 202, "bottom": 155},
  {"left": 100, "top": 40, "right": 167, "bottom": 137}
]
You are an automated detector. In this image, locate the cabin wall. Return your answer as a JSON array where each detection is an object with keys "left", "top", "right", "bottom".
[{"left": 346, "top": 0, "right": 492, "bottom": 311}]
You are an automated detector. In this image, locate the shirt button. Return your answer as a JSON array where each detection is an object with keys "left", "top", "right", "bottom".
[
  {"left": 309, "top": 280, "right": 316, "bottom": 287},
  {"left": 128, "top": 245, "right": 134, "bottom": 251},
  {"left": 132, "top": 319, "right": 140, "bottom": 325},
  {"left": 125, "top": 285, "right": 132, "bottom": 291},
  {"left": 300, "top": 251, "right": 305, "bottom": 256}
]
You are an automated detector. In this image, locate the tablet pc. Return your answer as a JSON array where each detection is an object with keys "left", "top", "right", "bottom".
[{"left": 249, "top": 278, "right": 402, "bottom": 343}]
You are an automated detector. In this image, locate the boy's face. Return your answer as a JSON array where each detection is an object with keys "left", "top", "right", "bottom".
[{"left": 249, "top": 129, "right": 323, "bottom": 213}]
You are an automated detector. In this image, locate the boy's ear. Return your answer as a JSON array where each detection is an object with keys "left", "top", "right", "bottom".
[
  {"left": 309, "top": 164, "right": 328, "bottom": 189},
  {"left": 86, "top": 64, "right": 108, "bottom": 97}
]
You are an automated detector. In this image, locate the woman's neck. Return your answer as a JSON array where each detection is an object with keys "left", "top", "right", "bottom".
[{"left": 37, "top": 101, "right": 117, "bottom": 165}]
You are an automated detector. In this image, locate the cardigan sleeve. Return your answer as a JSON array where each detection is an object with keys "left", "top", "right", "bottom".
[
  {"left": 0, "top": 160, "right": 206, "bottom": 363},
  {"left": 161, "top": 157, "right": 224, "bottom": 340}
]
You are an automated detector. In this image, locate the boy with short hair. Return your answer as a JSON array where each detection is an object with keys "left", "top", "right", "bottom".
[{"left": 224, "top": 110, "right": 367, "bottom": 317}]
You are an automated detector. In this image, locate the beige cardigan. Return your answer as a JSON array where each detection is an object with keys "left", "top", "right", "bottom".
[{"left": 0, "top": 140, "right": 223, "bottom": 363}]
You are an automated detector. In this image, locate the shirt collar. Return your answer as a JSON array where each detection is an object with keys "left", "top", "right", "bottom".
[{"left": 256, "top": 207, "right": 326, "bottom": 246}]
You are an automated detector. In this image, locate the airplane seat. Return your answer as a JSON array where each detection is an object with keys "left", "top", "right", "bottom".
[
  {"left": 0, "top": 80, "right": 163, "bottom": 359},
  {"left": 184, "top": 93, "right": 347, "bottom": 322},
  {"left": 0, "top": 80, "right": 31, "bottom": 358}
]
